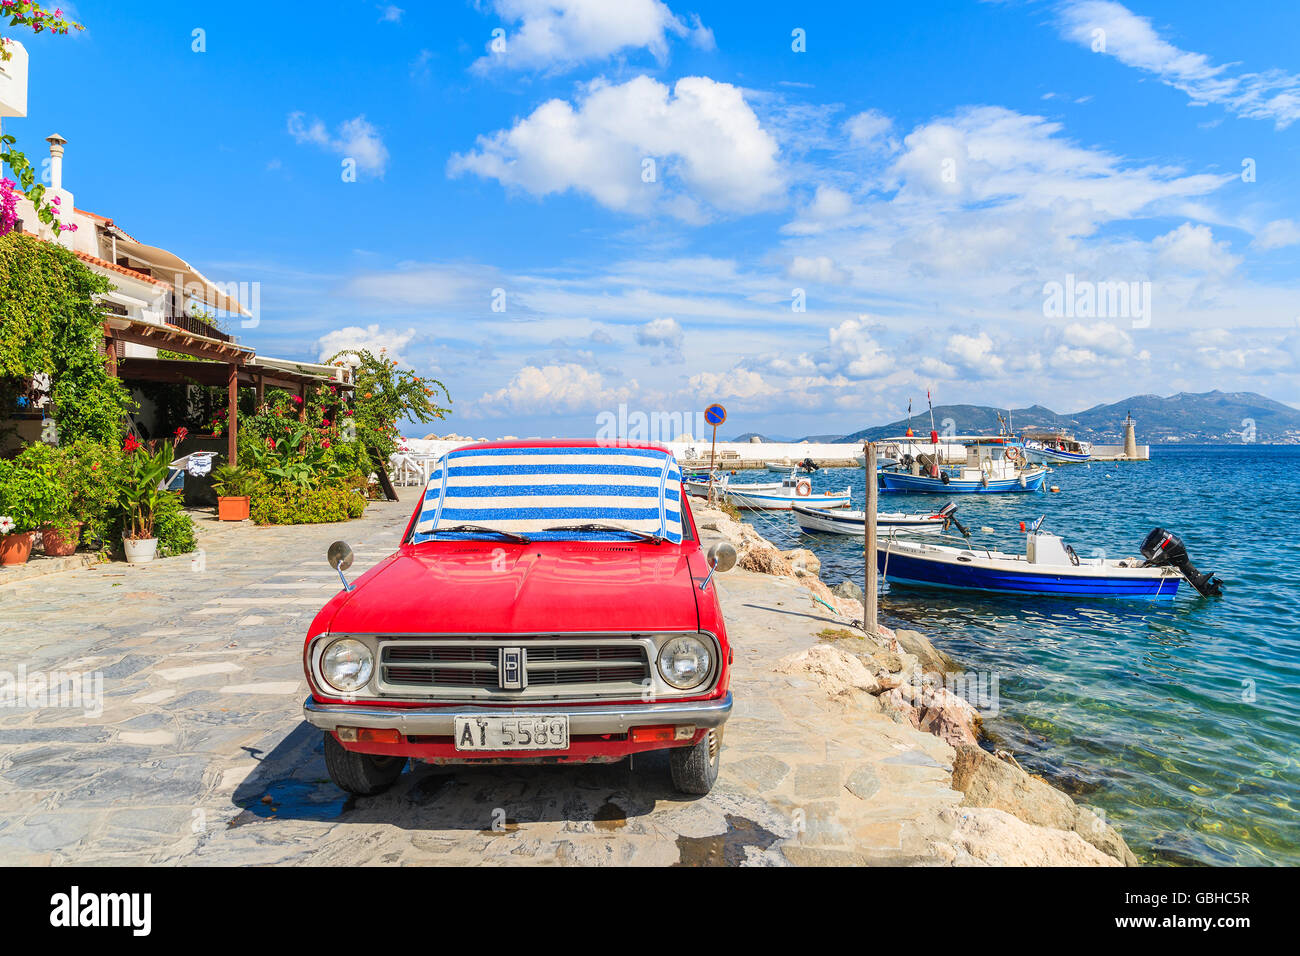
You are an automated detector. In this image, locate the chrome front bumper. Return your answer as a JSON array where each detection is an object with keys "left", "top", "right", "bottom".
[{"left": 302, "top": 693, "right": 733, "bottom": 736}]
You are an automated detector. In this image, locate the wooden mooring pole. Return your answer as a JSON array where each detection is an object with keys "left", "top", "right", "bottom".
[{"left": 864, "top": 441, "right": 878, "bottom": 636}]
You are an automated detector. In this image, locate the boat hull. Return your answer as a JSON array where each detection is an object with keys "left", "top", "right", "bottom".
[
  {"left": 877, "top": 469, "right": 1047, "bottom": 493},
  {"left": 792, "top": 506, "right": 945, "bottom": 536},
  {"left": 1024, "top": 448, "right": 1090, "bottom": 465},
  {"left": 876, "top": 546, "right": 1181, "bottom": 599},
  {"left": 728, "top": 489, "right": 851, "bottom": 511}
]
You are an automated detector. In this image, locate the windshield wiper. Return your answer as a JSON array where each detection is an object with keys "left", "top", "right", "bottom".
[
  {"left": 543, "top": 523, "right": 664, "bottom": 544},
  {"left": 424, "top": 524, "right": 531, "bottom": 544}
]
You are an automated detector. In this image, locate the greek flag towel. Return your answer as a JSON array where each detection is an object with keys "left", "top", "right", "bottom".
[{"left": 412, "top": 444, "right": 683, "bottom": 543}]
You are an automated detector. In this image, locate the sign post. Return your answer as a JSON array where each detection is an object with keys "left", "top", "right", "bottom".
[
  {"left": 704, "top": 403, "right": 727, "bottom": 503},
  {"left": 864, "top": 441, "right": 878, "bottom": 637}
]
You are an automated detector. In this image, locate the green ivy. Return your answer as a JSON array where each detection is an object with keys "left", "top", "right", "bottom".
[{"left": 0, "top": 234, "right": 135, "bottom": 443}]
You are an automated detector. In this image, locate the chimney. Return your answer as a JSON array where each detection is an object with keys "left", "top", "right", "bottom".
[{"left": 46, "top": 133, "right": 67, "bottom": 191}]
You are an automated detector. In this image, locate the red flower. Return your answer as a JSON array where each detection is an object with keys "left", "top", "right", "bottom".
[
  {"left": 292, "top": 395, "right": 303, "bottom": 405},
  {"left": 175, "top": 426, "right": 189, "bottom": 442},
  {"left": 124, "top": 434, "right": 141, "bottom": 453},
  {"left": 267, "top": 438, "right": 277, "bottom": 449},
  {"left": 321, "top": 439, "right": 331, "bottom": 449}
]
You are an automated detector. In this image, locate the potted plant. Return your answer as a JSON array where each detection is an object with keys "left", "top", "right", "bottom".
[
  {"left": 0, "top": 443, "right": 70, "bottom": 565},
  {"left": 117, "top": 434, "right": 172, "bottom": 563},
  {"left": 0, "top": 515, "right": 33, "bottom": 565},
  {"left": 211, "top": 463, "right": 254, "bottom": 521}
]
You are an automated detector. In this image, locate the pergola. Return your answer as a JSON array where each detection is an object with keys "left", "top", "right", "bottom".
[{"left": 103, "top": 317, "right": 352, "bottom": 466}]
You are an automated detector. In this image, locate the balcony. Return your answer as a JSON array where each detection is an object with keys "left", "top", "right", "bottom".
[{"left": 164, "top": 313, "right": 236, "bottom": 344}]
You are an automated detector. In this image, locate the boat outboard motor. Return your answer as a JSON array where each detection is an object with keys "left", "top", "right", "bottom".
[
  {"left": 801, "top": 456, "right": 819, "bottom": 472},
  {"left": 1139, "top": 528, "right": 1223, "bottom": 597},
  {"left": 938, "top": 501, "right": 970, "bottom": 538}
]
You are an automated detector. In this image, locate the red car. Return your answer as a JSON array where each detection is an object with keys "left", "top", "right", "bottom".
[{"left": 301, "top": 440, "right": 736, "bottom": 796}]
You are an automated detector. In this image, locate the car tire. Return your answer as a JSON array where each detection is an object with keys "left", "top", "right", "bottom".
[
  {"left": 670, "top": 727, "right": 723, "bottom": 795},
  {"left": 323, "top": 732, "right": 407, "bottom": 796}
]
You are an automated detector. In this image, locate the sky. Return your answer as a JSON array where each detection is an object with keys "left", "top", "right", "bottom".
[{"left": 8, "top": 0, "right": 1300, "bottom": 440}]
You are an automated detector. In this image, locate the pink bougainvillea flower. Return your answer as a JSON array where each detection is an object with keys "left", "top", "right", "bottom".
[{"left": 292, "top": 395, "right": 303, "bottom": 404}]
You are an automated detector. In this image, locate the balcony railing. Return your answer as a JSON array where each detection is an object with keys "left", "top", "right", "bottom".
[{"left": 165, "top": 313, "right": 236, "bottom": 344}]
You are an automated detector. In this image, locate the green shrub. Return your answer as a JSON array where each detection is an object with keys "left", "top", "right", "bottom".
[
  {"left": 250, "top": 479, "right": 367, "bottom": 525},
  {"left": 152, "top": 492, "right": 198, "bottom": 557},
  {"left": 0, "top": 441, "right": 72, "bottom": 533},
  {"left": 54, "top": 438, "right": 123, "bottom": 545}
]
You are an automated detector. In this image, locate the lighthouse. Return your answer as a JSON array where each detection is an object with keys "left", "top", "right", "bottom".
[{"left": 1123, "top": 412, "right": 1138, "bottom": 459}]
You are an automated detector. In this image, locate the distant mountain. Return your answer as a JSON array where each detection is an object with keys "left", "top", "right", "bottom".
[
  {"left": 824, "top": 391, "right": 1300, "bottom": 444},
  {"left": 731, "top": 431, "right": 797, "bottom": 443}
]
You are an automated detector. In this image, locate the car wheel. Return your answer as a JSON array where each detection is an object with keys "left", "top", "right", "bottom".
[
  {"left": 323, "top": 732, "right": 407, "bottom": 796},
  {"left": 669, "top": 726, "right": 723, "bottom": 795}
]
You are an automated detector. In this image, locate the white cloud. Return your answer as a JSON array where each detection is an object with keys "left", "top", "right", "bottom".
[
  {"left": 448, "top": 75, "right": 784, "bottom": 220},
  {"left": 473, "top": 0, "right": 711, "bottom": 74},
  {"left": 287, "top": 113, "right": 389, "bottom": 175},
  {"left": 1152, "top": 223, "right": 1240, "bottom": 276},
  {"left": 378, "top": 4, "right": 403, "bottom": 23},
  {"left": 686, "top": 367, "right": 776, "bottom": 400},
  {"left": 826, "top": 317, "right": 892, "bottom": 379},
  {"left": 945, "top": 332, "right": 1005, "bottom": 377},
  {"left": 1058, "top": 1, "right": 1300, "bottom": 128},
  {"left": 317, "top": 324, "right": 417, "bottom": 364},
  {"left": 479, "top": 363, "right": 636, "bottom": 413},
  {"left": 1252, "top": 219, "right": 1300, "bottom": 251},
  {"left": 845, "top": 109, "right": 896, "bottom": 152},
  {"left": 635, "top": 316, "right": 685, "bottom": 358},
  {"left": 787, "top": 255, "right": 849, "bottom": 284}
]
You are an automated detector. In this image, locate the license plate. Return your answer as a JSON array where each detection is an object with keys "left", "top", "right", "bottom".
[{"left": 453, "top": 715, "right": 570, "bottom": 752}]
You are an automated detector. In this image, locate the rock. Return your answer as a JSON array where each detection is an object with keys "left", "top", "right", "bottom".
[
  {"left": 880, "top": 683, "right": 980, "bottom": 748},
  {"left": 833, "top": 579, "right": 865, "bottom": 605},
  {"left": 938, "top": 807, "right": 1121, "bottom": 866},
  {"left": 893, "top": 628, "right": 958, "bottom": 675},
  {"left": 950, "top": 745, "right": 1138, "bottom": 866},
  {"left": 774, "top": 644, "right": 880, "bottom": 696},
  {"left": 738, "top": 544, "right": 794, "bottom": 576},
  {"left": 781, "top": 548, "right": 821, "bottom": 576}
]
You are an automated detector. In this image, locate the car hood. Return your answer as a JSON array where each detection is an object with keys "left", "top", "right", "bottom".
[{"left": 325, "top": 542, "right": 702, "bottom": 635}]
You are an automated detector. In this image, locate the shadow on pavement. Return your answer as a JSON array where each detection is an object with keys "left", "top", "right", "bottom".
[{"left": 230, "top": 720, "right": 694, "bottom": 833}]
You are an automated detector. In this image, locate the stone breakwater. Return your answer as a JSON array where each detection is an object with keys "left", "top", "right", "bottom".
[{"left": 694, "top": 502, "right": 1139, "bottom": 866}]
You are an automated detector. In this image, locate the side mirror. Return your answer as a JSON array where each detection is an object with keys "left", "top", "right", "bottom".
[
  {"left": 700, "top": 541, "right": 738, "bottom": 591},
  {"left": 327, "top": 541, "right": 355, "bottom": 591},
  {"left": 708, "top": 542, "right": 737, "bottom": 572}
]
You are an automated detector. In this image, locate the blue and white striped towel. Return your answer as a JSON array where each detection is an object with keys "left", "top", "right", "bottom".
[{"left": 412, "top": 445, "right": 683, "bottom": 543}]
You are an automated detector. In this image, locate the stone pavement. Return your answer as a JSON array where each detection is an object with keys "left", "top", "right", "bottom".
[{"left": 0, "top": 501, "right": 971, "bottom": 866}]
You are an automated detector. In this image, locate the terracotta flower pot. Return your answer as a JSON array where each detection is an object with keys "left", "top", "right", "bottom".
[
  {"left": 217, "top": 496, "right": 250, "bottom": 521},
  {"left": 0, "top": 532, "right": 35, "bottom": 566},
  {"left": 41, "top": 523, "right": 81, "bottom": 557}
]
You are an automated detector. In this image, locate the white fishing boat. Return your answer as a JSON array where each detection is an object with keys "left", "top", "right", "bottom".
[
  {"left": 1022, "top": 429, "right": 1092, "bottom": 464},
  {"left": 725, "top": 475, "right": 851, "bottom": 511},
  {"left": 878, "top": 436, "right": 1046, "bottom": 493},
  {"left": 792, "top": 502, "right": 956, "bottom": 536}
]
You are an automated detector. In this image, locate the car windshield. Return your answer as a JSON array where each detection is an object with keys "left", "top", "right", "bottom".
[
  {"left": 542, "top": 523, "right": 664, "bottom": 544},
  {"left": 420, "top": 524, "right": 531, "bottom": 544}
]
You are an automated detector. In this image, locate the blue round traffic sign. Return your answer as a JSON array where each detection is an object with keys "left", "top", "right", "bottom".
[{"left": 705, "top": 403, "right": 727, "bottom": 426}]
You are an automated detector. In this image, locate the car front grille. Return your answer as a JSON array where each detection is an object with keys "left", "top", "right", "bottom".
[{"left": 377, "top": 639, "right": 652, "bottom": 701}]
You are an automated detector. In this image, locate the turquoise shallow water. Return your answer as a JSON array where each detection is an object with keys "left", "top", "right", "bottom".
[{"left": 733, "top": 446, "right": 1300, "bottom": 866}]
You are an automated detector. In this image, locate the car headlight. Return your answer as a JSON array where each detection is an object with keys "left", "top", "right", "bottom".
[
  {"left": 321, "top": 639, "right": 373, "bottom": 693},
  {"left": 657, "top": 635, "right": 712, "bottom": 690}
]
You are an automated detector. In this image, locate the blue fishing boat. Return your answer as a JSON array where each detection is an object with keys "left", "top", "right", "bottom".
[
  {"left": 876, "top": 523, "right": 1222, "bottom": 599},
  {"left": 877, "top": 436, "right": 1046, "bottom": 493}
]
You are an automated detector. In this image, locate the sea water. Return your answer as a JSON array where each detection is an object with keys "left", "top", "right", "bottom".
[{"left": 731, "top": 445, "right": 1300, "bottom": 866}]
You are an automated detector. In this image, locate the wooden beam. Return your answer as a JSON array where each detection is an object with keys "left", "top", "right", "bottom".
[{"left": 227, "top": 363, "right": 239, "bottom": 467}]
